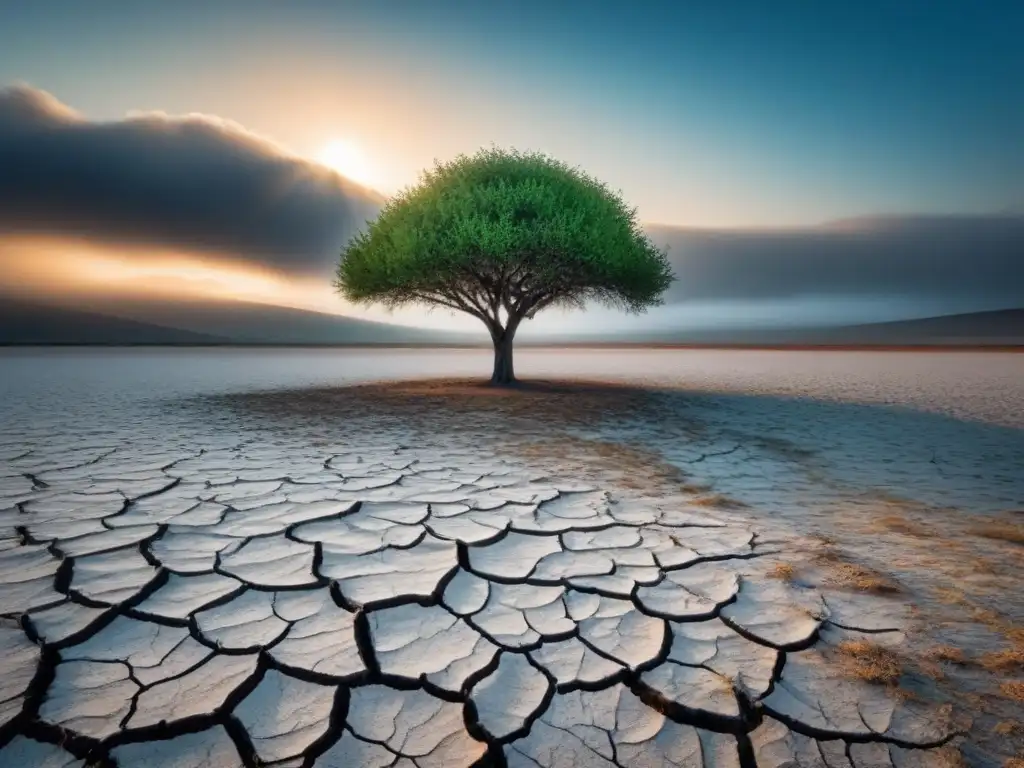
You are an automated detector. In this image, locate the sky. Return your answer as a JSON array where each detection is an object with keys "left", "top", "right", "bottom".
[{"left": 1, "top": 1, "right": 1022, "bottom": 335}]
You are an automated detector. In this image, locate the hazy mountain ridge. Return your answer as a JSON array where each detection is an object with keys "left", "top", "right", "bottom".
[
  {"left": 543, "top": 308, "right": 1024, "bottom": 346},
  {"left": 835, "top": 308, "right": 1024, "bottom": 341},
  {"left": 3, "top": 299, "right": 1022, "bottom": 347},
  {"left": 0, "top": 298, "right": 228, "bottom": 344},
  {"left": 0, "top": 297, "right": 480, "bottom": 345}
]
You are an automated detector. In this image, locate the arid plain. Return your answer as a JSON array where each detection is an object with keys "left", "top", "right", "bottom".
[{"left": 1, "top": 347, "right": 1022, "bottom": 767}]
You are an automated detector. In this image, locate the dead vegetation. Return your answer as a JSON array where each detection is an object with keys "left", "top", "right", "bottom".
[
  {"left": 963, "top": 606, "right": 1024, "bottom": 650},
  {"left": 816, "top": 547, "right": 902, "bottom": 594},
  {"left": 968, "top": 520, "right": 1024, "bottom": 546},
  {"left": 929, "top": 745, "right": 967, "bottom": 768},
  {"left": 1000, "top": 681, "right": 1024, "bottom": 702},
  {"left": 980, "top": 647, "right": 1024, "bottom": 673},
  {"left": 835, "top": 639, "right": 903, "bottom": 686},
  {"left": 690, "top": 493, "right": 747, "bottom": 509},
  {"left": 874, "top": 514, "right": 932, "bottom": 537},
  {"left": 843, "top": 495, "right": 1024, "bottom": 583},
  {"left": 927, "top": 645, "right": 968, "bottom": 665},
  {"left": 767, "top": 562, "right": 797, "bottom": 581},
  {"left": 804, "top": 535, "right": 905, "bottom": 594}
]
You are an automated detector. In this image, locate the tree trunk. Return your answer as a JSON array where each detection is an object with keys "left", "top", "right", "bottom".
[
  {"left": 491, "top": 333, "right": 515, "bottom": 385},
  {"left": 490, "top": 318, "right": 521, "bottom": 385}
]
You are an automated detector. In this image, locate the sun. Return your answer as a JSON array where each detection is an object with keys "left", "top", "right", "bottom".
[{"left": 317, "top": 139, "right": 378, "bottom": 191}]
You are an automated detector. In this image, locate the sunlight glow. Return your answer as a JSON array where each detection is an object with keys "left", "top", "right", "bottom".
[
  {"left": 317, "top": 139, "right": 379, "bottom": 192},
  {"left": 0, "top": 235, "right": 483, "bottom": 332}
]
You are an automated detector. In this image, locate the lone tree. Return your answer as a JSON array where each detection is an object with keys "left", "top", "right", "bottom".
[{"left": 335, "top": 148, "right": 674, "bottom": 384}]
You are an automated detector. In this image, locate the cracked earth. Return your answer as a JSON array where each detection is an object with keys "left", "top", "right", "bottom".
[{"left": 1, "top": 350, "right": 1023, "bottom": 767}]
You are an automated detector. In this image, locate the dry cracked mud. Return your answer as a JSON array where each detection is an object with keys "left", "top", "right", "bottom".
[{"left": 1, "top": 375, "right": 1021, "bottom": 767}]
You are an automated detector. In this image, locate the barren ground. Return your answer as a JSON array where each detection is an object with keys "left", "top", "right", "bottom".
[{"left": 2, "top": 368, "right": 1022, "bottom": 767}]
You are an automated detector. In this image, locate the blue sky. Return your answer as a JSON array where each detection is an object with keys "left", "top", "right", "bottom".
[
  {"left": 2, "top": 1, "right": 1022, "bottom": 334},
  {"left": 2, "top": 0, "right": 1021, "bottom": 227}
]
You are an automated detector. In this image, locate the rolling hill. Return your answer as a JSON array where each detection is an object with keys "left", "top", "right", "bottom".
[
  {"left": 525, "top": 308, "right": 1024, "bottom": 347},
  {"left": 0, "top": 297, "right": 480, "bottom": 346},
  {"left": 829, "top": 308, "right": 1024, "bottom": 344},
  {"left": 4, "top": 297, "right": 1022, "bottom": 347},
  {"left": 0, "top": 299, "right": 228, "bottom": 344}
]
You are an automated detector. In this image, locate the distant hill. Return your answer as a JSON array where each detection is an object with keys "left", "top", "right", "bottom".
[
  {"left": 93, "top": 297, "right": 478, "bottom": 345},
  {"left": 525, "top": 308, "right": 1024, "bottom": 347},
  {"left": 0, "top": 296, "right": 480, "bottom": 346},
  {"left": 830, "top": 308, "right": 1024, "bottom": 344},
  {"left": 0, "top": 298, "right": 228, "bottom": 344},
  {"left": 5, "top": 296, "right": 1021, "bottom": 347}
]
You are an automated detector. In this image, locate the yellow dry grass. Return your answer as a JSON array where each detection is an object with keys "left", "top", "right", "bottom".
[
  {"left": 927, "top": 645, "right": 968, "bottom": 665},
  {"left": 1000, "top": 681, "right": 1024, "bottom": 702},
  {"left": 994, "top": 720, "right": 1023, "bottom": 735},
  {"left": 874, "top": 514, "right": 932, "bottom": 537},
  {"left": 969, "top": 521, "right": 1024, "bottom": 545},
  {"left": 980, "top": 647, "right": 1024, "bottom": 672},
  {"left": 691, "top": 493, "right": 747, "bottom": 509},
  {"left": 835, "top": 639, "right": 903, "bottom": 686},
  {"left": 767, "top": 562, "right": 797, "bottom": 581},
  {"left": 962, "top": 607, "right": 1024, "bottom": 653},
  {"left": 818, "top": 553, "right": 902, "bottom": 594},
  {"left": 928, "top": 746, "right": 967, "bottom": 768}
]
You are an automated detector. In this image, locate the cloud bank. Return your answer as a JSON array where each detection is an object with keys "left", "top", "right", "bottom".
[
  {"left": 649, "top": 215, "right": 1024, "bottom": 308},
  {"left": 0, "top": 85, "right": 383, "bottom": 277},
  {"left": 2, "top": 85, "right": 1022, "bottom": 315}
]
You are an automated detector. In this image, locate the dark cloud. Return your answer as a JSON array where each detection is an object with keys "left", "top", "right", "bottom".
[
  {"left": 0, "top": 85, "right": 383, "bottom": 276},
  {"left": 2, "top": 85, "right": 1020, "bottom": 308},
  {"left": 648, "top": 215, "right": 1024, "bottom": 307}
]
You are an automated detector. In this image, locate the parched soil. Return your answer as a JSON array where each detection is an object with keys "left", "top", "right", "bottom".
[{"left": 1, "top": 377, "right": 1021, "bottom": 766}]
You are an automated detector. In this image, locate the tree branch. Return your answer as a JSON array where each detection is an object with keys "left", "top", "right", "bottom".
[{"left": 410, "top": 291, "right": 474, "bottom": 317}]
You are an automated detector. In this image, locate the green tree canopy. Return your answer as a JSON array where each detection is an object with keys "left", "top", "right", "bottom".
[{"left": 336, "top": 147, "right": 674, "bottom": 384}]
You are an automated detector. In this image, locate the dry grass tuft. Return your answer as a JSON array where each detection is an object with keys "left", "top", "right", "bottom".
[
  {"left": 981, "top": 647, "right": 1024, "bottom": 672},
  {"left": 968, "top": 521, "right": 1024, "bottom": 545},
  {"left": 927, "top": 645, "right": 968, "bottom": 665},
  {"left": 767, "top": 562, "right": 797, "bottom": 581},
  {"left": 961, "top": 606, "right": 1024, "bottom": 653},
  {"left": 691, "top": 493, "right": 747, "bottom": 509},
  {"left": 915, "top": 745, "right": 966, "bottom": 768},
  {"left": 994, "top": 720, "right": 1023, "bottom": 736},
  {"left": 836, "top": 639, "right": 903, "bottom": 686},
  {"left": 875, "top": 514, "right": 932, "bottom": 537},
  {"left": 1000, "top": 681, "right": 1024, "bottom": 701},
  {"left": 820, "top": 556, "right": 902, "bottom": 594},
  {"left": 1007, "top": 627, "right": 1024, "bottom": 645},
  {"left": 1005, "top": 759, "right": 1024, "bottom": 768},
  {"left": 934, "top": 587, "right": 971, "bottom": 606}
]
